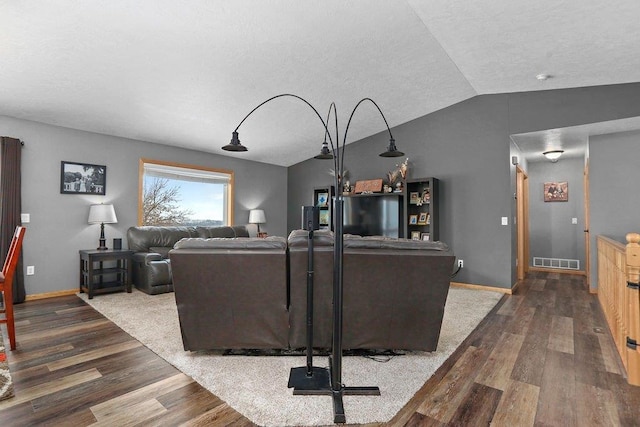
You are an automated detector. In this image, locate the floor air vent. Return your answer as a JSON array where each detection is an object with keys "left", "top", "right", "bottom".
[{"left": 533, "top": 257, "right": 580, "bottom": 270}]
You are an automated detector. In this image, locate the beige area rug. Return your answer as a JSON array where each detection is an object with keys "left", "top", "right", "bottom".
[{"left": 78, "top": 286, "right": 502, "bottom": 426}]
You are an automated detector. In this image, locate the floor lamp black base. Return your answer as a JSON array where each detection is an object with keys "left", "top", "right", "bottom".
[
  {"left": 288, "top": 366, "right": 331, "bottom": 391},
  {"left": 291, "top": 356, "right": 380, "bottom": 423}
]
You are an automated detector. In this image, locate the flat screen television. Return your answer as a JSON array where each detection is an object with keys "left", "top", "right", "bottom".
[{"left": 342, "top": 195, "right": 401, "bottom": 238}]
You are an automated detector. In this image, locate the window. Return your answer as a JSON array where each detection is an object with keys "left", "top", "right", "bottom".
[{"left": 138, "top": 159, "right": 234, "bottom": 226}]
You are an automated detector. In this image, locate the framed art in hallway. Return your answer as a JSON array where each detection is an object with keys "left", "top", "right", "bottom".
[
  {"left": 60, "top": 161, "right": 106, "bottom": 195},
  {"left": 544, "top": 181, "right": 568, "bottom": 202}
]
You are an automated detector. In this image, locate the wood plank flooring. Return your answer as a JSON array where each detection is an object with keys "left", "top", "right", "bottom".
[{"left": 1, "top": 271, "right": 639, "bottom": 426}]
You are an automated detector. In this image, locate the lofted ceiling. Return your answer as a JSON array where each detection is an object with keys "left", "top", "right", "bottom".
[{"left": 1, "top": 1, "right": 639, "bottom": 167}]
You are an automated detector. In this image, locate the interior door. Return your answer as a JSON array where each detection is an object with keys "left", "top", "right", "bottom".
[
  {"left": 584, "top": 161, "right": 591, "bottom": 287},
  {"left": 516, "top": 166, "right": 530, "bottom": 281}
]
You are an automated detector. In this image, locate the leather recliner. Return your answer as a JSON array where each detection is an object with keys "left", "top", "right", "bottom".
[{"left": 126, "top": 225, "right": 249, "bottom": 295}]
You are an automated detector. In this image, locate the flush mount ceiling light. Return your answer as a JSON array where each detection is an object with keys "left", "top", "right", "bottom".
[
  {"left": 536, "top": 73, "right": 551, "bottom": 81},
  {"left": 543, "top": 149, "right": 564, "bottom": 162}
]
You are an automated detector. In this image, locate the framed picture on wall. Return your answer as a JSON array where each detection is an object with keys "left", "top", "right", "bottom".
[
  {"left": 544, "top": 181, "right": 568, "bottom": 202},
  {"left": 60, "top": 161, "right": 107, "bottom": 195}
]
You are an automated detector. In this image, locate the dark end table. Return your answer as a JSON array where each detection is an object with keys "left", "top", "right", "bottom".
[{"left": 79, "top": 249, "right": 133, "bottom": 299}]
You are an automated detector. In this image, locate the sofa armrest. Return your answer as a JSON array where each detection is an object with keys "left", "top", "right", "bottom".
[
  {"left": 132, "top": 252, "right": 163, "bottom": 265},
  {"left": 131, "top": 252, "right": 172, "bottom": 294}
]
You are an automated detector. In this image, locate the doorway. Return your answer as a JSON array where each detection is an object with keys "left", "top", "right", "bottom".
[{"left": 516, "top": 166, "right": 529, "bottom": 281}]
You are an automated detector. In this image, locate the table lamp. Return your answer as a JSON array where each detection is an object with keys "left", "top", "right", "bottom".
[
  {"left": 88, "top": 203, "right": 118, "bottom": 250},
  {"left": 249, "top": 209, "right": 266, "bottom": 237}
]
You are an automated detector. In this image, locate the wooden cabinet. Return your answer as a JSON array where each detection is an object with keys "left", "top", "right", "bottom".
[
  {"left": 313, "top": 186, "right": 335, "bottom": 230},
  {"left": 404, "top": 177, "right": 439, "bottom": 241}
]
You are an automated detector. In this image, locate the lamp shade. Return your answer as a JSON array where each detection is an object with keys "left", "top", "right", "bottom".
[
  {"left": 88, "top": 204, "right": 118, "bottom": 224},
  {"left": 249, "top": 209, "right": 266, "bottom": 224},
  {"left": 379, "top": 138, "right": 404, "bottom": 157}
]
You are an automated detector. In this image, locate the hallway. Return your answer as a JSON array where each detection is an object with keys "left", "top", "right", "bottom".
[{"left": 390, "top": 271, "right": 640, "bottom": 426}]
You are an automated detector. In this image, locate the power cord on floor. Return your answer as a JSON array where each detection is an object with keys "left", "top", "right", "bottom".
[{"left": 451, "top": 259, "right": 462, "bottom": 278}]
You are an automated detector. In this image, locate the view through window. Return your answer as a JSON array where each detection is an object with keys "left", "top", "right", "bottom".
[{"left": 139, "top": 159, "right": 233, "bottom": 226}]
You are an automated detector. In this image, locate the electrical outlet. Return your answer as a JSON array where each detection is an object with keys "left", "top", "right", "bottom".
[
  {"left": 26, "top": 265, "right": 35, "bottom": 275},
  {"left": 458, "top": 259, "right": 464, "bottom": 268}
]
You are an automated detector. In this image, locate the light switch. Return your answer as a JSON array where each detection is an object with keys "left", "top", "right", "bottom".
[
  {"left": 572, "top": 217, "right": 578, "bottom": 224},
  {"left": 501, "top": 217, "right": 508, "bottom": 225},
  {"left": 21, "top": 213, "right": 30, "bottom": 223}
]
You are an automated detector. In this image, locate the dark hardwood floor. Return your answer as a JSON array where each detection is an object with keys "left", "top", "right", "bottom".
[{"left": 1, "top": 271, "right": 639, "bottom": 426}]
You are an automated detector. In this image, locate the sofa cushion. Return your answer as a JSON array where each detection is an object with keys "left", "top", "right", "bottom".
[
  {"left": 195, "top": 225, "right": 251, "bottom": 238},
  {"left": 127, "top": 226, "right": 199, "bottom": 252},
  {"left": 173, "top": 236, "right": 287, "bottom": 250},
  {"left": 343, "top": 234, "right": 450, "bottom": 251},
  {"left": 287, "top": 229, "right": 334, "bottom": 247}
]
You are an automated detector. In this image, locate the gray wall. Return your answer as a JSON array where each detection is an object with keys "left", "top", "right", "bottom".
[
  {"left": 5, "top": 82, "right": 640, "bottom": 295},
  {"left": 1, "top": 115, "right": 287, "bottom": 296},
  {"left": 289, "top": 95, "right": 514, "bottom": 288},
  {"left": 528, "top": 158, "right": 585, "bottom": 269},
  {"left": 288, "top": 83, "right": 640, "bottom": 289},
  {"left": 589, "top": 129, "right": 640, "bottom": 288}
]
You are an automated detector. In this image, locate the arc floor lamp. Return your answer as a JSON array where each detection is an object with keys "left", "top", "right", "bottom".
[{"left": 224, "top": 94, "right": 403, "bottom": 423}]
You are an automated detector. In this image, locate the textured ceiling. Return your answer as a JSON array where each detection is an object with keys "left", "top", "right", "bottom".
[{"left": 1, "top": 1, "right": 639, "bottom": 166}]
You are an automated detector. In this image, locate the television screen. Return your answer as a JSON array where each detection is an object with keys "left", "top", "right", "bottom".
[{"left": 343, "top": 195, "right": 401, "bottom": 238}]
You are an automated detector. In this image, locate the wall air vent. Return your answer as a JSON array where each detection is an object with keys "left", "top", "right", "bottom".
[{"left": 533, "top": 257, "right": 579, "bottom": 270}]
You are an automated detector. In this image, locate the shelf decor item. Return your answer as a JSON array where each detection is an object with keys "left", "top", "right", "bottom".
[
  {"left": 418, "top": 212, "right": 428, "bottom": 225},
  {"left": 409, "top": 214, "right": 418, "bottom": 225},
  {"left": 421, "top": 233, "right": 430, "bottom": 241},
  {"left": 317, "top": 192, "right": 329, "bottom": 207},
  {"left": 319, "top": 210, "right": 330, "bottom": 226},
  {"left": 409, "top": 192, "right": 419, "bottom": 204},
  {"left": 411, "top": 231, "right": 420, "bottom": 240},
  {"left": 354, "top": 179, "right": 383, "bottom": 194}
]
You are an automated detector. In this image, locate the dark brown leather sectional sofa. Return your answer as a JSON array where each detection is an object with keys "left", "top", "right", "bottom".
[{"left": 169, "top": 230, "right": 455, "bottom": 352}]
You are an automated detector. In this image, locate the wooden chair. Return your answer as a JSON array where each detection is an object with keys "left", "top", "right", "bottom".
[{"left": 0, "top": 226, "right": 26, "bottom": 350}]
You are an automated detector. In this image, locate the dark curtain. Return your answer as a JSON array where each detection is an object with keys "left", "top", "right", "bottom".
[{"left": 0, "top": 136, "right": 25, "bottom": 303}]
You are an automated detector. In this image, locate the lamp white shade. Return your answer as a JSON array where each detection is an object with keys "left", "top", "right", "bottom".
[
  {"left": 88, "top": 203, "right": 118, "bottom": 224},
  {"left": 249, "top": 209, "right": 266, "bottom": 224}
]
